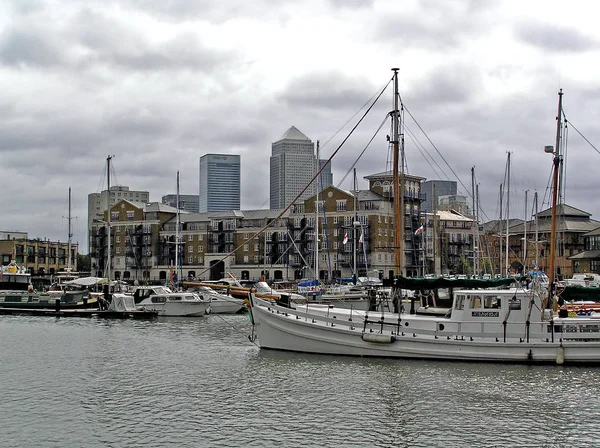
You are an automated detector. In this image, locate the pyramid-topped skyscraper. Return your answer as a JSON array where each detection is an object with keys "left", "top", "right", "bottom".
[{"left": 270, "top": 126, "right": 317, "bottom": 210}]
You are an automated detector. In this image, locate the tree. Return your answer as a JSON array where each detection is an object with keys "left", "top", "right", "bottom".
[
  {"left": 77, "top": 254, "right": 91, "bottom": 273},
  {"left": 455, "top": 256, "right": 473, "bottom": 275}
]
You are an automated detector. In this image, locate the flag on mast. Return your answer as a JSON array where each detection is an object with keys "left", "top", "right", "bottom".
[
  {"left": 359, "top": 233, "right": 363, "bottom": 243},
  {"left": 415, "top": 225, "right": 424, "bottom": 236},
  {"left": 343, "top": 233, "right": 349, "bottom": 245}
]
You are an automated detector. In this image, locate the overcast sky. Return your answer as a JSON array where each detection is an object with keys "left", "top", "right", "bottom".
[{"left": 2, "top": 0, "right": 599, "bottom": 254}]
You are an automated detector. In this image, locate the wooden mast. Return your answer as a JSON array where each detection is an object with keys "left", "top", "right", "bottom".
[
  {"left": 548, "top": 89, "right": 563, "bottom": 305},
  {"left": 392, "top": 68, "right": 402, "bottom": 277}
]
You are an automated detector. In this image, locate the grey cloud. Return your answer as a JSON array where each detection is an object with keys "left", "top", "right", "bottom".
[
  {"left": 515, "top": 21, "right": 598, "bottom": 52},
  {"left": 372, "top": 0, "right": 499, "bottom": 51},
  {"left": 327, "top": 0, "right": 375, "bottom": 9},
  {"left": 0, "top": 28, "right": 68, "bottom": 67},
  {"left": 278, "top": 71, "right": 380, "bottom": 112}
]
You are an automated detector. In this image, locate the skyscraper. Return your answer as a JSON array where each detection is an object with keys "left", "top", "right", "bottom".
[
  {"left": 318, "top": 159, "right": 333, "bottom": 190},
  {"left": 420, "top": 180, "right": 457, "bottom": 213},
  {"left": 270, "top": 126, "right": 317, "bottom": 209},
  {"left": 199, "top": 154, "right": 241, "bottom": 212},
  {"left": 162, "top": 194, "right": 200, "bottom": 213}
]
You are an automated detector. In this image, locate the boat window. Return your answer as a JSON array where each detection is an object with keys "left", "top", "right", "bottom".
[
  {"left": 171, "top": 296, "right": 181, "bottom": 301},
  {"left": 469, "top": 295, "right": 482, "bottom": 309},
  {"left": 152, "top": 296, "right": 166, "bottom": 303},
  {"left": 454, "top": 295, "right": 465, "bottom": 310},
  {"left": 509, "top": 297, "right": 521, "bottom": 310},
  {"left": 483, "top": 296, "right": 501, "bottom": 309}
]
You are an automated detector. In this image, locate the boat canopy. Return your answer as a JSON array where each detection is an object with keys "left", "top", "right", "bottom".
[
  {"left": 65, "top": 277, "right": 107, "bottom": 287},
  {"left": 298, "top": 279, "right": 319, "bottom": 287},
  {"left": 394, "top": 276, "right": 524, "bottom": 290},
  {"left": 561, "top": 286, "right": 600, "bottom": 302}
]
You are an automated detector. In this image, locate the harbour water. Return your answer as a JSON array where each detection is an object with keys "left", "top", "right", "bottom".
[{"left": 2, "top": 314, "right": 600, "bottom": 448}]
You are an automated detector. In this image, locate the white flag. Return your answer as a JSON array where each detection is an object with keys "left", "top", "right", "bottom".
[
  {"left": 343, "top": 233, "right": 348, "bottom": 245},
  {"left": 415, "top": 225, "right": 424, "bottom": 236},
  {"left": 359, "top": 233, "right": 363, "bottom": 243}
]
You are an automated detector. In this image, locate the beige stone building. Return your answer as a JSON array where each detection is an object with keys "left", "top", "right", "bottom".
[{"left": 0, "top": 232, "right": 77, "bottom": 275}]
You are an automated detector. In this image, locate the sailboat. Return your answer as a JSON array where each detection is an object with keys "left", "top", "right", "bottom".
[
  {"left": 134, "top": 172, "right": 210, "bottom": 317},
  {"left": 97, "top": 156, "right": 157, "bottom": 318},
  {"left": 248, "top": 81, "right": 600, "bottom": 364}
]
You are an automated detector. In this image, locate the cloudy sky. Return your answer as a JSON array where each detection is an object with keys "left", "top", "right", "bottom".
[{"left": 2, "top": 0, "right": 599, "bottom": 253}]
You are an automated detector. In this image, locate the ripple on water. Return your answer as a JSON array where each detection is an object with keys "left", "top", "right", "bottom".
[{"left": 1, "top": 315, "right": 600, "bottom": 448}]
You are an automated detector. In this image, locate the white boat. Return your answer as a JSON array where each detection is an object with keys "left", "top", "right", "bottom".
[
  {"left": 191, "top": 286, "right": 245, "bottom": 314},
  {"left": 249, "top": 284, "right": 600, "bottom": 364},
  {"left": 137, "top": 291, "right": 210, "bottom": 317},
  {"left": 247, "top": 79, "right": 599, "bottom": 364}
]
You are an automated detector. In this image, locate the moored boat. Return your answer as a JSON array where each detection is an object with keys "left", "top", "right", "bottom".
[
  {"left": 137, "top": 291, "right": 210, "bottom": 317},
  {"left": 249, "top": 283, "right": 600, "bottom": 364},
  {"left": 189, "top": 286, "right": 245, "bottom": 314}
]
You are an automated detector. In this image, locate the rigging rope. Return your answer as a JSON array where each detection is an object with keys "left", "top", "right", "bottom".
[{"left": 193, "top": 76, "right": 394, "bottom": 279}]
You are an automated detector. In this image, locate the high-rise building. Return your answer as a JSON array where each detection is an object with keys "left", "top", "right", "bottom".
[
  {"left": 318, "top": 159, "right": 334, "bottom": 190},
  {"left": 162, "top": 194, "right": 200, "bottom": 213},
  {"left": 420, "top": 180, "right": 457, "bottom": 213},
  {"left": 199, "top": 154, "right": 241, "bottom": 213},
  {"left": 270, "top": 126, "right": 317, "bottom": 209}
]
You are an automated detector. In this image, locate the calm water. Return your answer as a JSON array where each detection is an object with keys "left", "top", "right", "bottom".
[{"left": 1, "top": 314, "right": 600, "bottom": 448}]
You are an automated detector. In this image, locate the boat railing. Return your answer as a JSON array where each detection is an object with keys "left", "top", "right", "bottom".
[{"left": 260, "top": 299, "right": 600, "bottom": 343}]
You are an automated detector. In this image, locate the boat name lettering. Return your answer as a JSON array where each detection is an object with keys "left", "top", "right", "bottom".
[{"left": 471, "top": 311, "right": 499, "bottom": 317}]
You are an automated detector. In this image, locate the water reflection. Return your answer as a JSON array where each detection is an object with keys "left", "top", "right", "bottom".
[{"left": 1, "top": 315, "right": 600, "bottom": 447}]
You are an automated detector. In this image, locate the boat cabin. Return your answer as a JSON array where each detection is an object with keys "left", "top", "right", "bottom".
[{"left": 449, "top": 289, "right": 539, "bottom": 323}]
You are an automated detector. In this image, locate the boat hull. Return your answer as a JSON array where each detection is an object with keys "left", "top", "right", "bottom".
[
  {"left": 141, "top": 301, "right": 208, "bottom": 317},
  {"left": 207, "top": 299, "right": 245, "bottom": 314},
  {"left": 0, "top": 292, "right": 99, "bottom": 310},
  {"left": 251, "top": 298, "right": 600, "bottom": 364}
]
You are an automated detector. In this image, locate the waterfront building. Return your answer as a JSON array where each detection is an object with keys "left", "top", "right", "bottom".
[
  {"left": 162, "top": 194, "right": 200, "bottom": 213},
  {"left": 420, "top": 180, "right": 457, "bottom": 213},
  {"left": 422, "top": 210, "right": 473, "bottom": 275},
  {"left": 270, "top": 126, "right": 317, "bottom": 210},
  {"left": 88, "top": 186, "right": 150, "bottom": 252},
  {"left": 89, "top": 201, "right": 178, "bottom": 280},
  {"left": 199, "top": 154, "right": 241, "bottom": 213},
  {"left": 0, "top": 231, "right": 78, "bottom": 274},
  {"left": 479, "top": 204, "right": 599, "bottom": 277},
  {"left": 363, "top": 170, "right": 426, "bottom": 277}
]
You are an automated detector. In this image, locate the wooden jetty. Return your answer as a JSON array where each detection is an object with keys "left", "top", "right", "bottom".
[{"left": 0, "top": 307, "right": 158, "bottom": 319}]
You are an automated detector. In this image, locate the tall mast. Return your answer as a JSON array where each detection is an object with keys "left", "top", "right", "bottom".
[
  {"left": 499, "top": 183, "right": 503, "bottom": 276},
  {"left": 548, "top": 89, "right": 563, "bottom": 303},
  {"left": 176, "top": 170, "right": 181, "bottom": 286},
  {"left": 471, "top": 167, "right": 476, "bottom": 275},
  {"left": 505, "top": 152, "right": 511, "bottom": 276},
  {"left": 391, "top": 68, "right": 402, "bottom": 277},
  {"left": 106, "top": 155, "right": 112, "bottom": 282},
  {"left": 314, "top": 141, "right": 319, "bottom": 281},
  {"left": 353, "top": 168, "right": 358, "bottom": 279},
  {"left": 67, "top": 187, "right": 72, "bottom": 272},
  {"left": 523, "top": 190, "right": 528, "bottom": 273},
  {"left": 534, "top": 192, "right": 539, "bottom": 269},
  {"left": 433, "top": 184, "right": 438, "bottom": 276},
  {"left": 475, "top": 183, "right": 480, "bottom": 275}
]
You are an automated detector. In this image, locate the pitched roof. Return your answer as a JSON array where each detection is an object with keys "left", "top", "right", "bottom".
[
  {"left": 363, "top": 170, "right": 426, "bottom": 182},
  {"left": 276, "top": 126, "right": 311, "bottom": 142},
  {"left": 569, "top": 249, "right": 600, "bottom": 260},
  {"left": 536, "top": 203, "right": 591, "bottom": 219}
]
